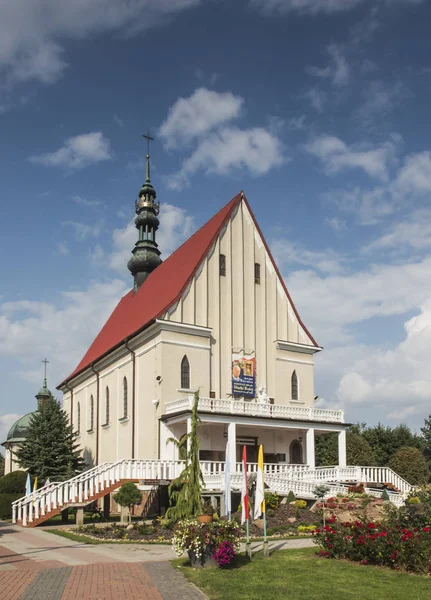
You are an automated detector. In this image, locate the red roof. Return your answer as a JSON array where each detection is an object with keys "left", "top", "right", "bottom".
[{"left": 60, "top": 192, "right": 318, "bottom": 386}]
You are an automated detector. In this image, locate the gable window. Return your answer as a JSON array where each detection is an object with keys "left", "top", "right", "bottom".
[
  {"left": 219, "top": 254, "right": 226, "bottom": 277},
  {"left": 123, "top": 377, "right": 128, "bottom": 419},
  {"left": 254, "top": 262, "right": 261, "bottom": 284},
  {"left": 291, "top": 370, "right": 298, "bottom": 401},
  {"left": 181, "top": 355, "right": 190, "bottom": 389},
  {"left": 89, "top": 395, "right": 94, "bottom": 431},
  {"left": 77, "top": 402, "right": 81, "bottom": 435},
  {"left": 105, "top": 386, "right": 110, "bottom": 425}
]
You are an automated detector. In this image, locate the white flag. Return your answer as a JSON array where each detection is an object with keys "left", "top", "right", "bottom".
[
  {"left": 25, "top": 473, "right": 31, "bottom": 496},
  {"left": 224, "top": 441, "right": 231, "bottom": 517}
]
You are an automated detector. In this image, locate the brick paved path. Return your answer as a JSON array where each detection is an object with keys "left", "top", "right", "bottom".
[{"left": 0, "top": 523, "right": 207, "bottom": 599}]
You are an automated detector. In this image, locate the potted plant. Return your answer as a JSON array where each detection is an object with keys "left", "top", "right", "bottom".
[
  {"left": 198, "top": 500, "right": 214, "bottom": 523},
  {"left": 172, "top": 519, "right": 240, "bottom": 567}
]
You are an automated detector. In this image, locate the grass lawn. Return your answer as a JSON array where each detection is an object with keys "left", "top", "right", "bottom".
[
  {"left": 45, "top": 529, "right": 102, "bottom": 544},
  {"left": 174, "top": 548, "right": 431, "bottom": 600}
]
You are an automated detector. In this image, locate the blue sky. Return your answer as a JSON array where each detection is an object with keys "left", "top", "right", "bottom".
[{"left": 1, "top": 0, "right": 431, "bottom": 444}]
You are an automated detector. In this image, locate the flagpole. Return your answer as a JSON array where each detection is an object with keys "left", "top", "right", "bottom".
[
  {"left": 263, "top": 507, "right": 269, "bottom": 557},
  {"left": 246, "top": 517, "right": 251, "bottom": 559}
]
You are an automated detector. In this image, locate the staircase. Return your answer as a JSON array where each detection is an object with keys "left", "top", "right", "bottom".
[{"left": 12, "top": 460, "right": 413, "bottom": 527}]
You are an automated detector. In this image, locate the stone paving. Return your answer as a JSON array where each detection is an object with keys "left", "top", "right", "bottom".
[{"left": 0, "top": 521, "right": 313, "bottom": 598}]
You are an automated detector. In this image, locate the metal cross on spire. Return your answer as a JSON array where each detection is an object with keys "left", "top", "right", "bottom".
[
  {"left": 42, "top": 358, "right": 50, "bottom": 380},
  {"left": 142, "top": 130, "right": 154, "bottom": 156}
]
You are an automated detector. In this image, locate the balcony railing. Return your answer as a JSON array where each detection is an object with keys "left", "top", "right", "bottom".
[{"left": 165, "top": 396, "right": 344, "bottom": 424}]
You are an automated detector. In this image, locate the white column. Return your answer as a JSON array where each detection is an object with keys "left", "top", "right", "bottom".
[
  {"left": 160, "top": 422, "right": 174, "bottom": 460},
  {"left": 306, "top": 428, "right": 315, "bottom": 469},
  {"left": 186, "top": 416, "right": 192, "bottom": 454},
  {"left": 227, "top": 422, "right": 236, "bottom": 472},
  {"left": 338, "top": 430, "right": 347, "bottom": 467}
]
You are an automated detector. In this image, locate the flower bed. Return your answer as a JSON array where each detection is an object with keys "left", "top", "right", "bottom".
[
  {"left": 172, "top": 519, "right": 241, "bottom": 567},
  {"left": 313, "top": 515, "right": 431, "bottom": 574}
]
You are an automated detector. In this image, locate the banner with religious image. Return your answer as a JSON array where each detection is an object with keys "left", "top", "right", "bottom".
[{"left": 232, "top": 352, "right": 256, "bottom": 397}]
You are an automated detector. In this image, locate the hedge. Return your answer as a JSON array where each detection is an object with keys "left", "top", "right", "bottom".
[
  {"left": 0, "top": 470, "right": 28, "bottom": 494},
  {"left": 0, "top": 493, "right": 22, "bottom": 519}
]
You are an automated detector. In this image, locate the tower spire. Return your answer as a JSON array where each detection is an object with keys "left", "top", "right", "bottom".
[
  {"left": 36, "top": 358, "right": 52, "bottom": 409},
  {"left": 127, "top": 130, "right": 162, "bottom": 291}
]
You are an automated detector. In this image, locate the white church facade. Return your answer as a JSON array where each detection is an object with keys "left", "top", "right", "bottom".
[{"left": 58, "top": 163, "right": 347, "bottom": 474}]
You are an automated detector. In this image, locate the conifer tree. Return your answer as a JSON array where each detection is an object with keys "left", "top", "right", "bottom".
[
  {"left": 165, "top": 390, "right": 204, "bottom": 522},
  {"left": 15, "top": 397, "right": 83, "bottom": 482}
]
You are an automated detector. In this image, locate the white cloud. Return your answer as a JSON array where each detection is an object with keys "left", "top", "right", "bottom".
[
  {"left": 394, "top": 151, "right": 431, "bottom": 194},
  {"left": 0, "top": 0, "right": 201, "bottom": 86},
  {"left": 336, "top": 299, "right": 431, "bottom": 420},
  {"left": 272, "top": 239, "right": 345, "bottom": 274},
  {"left": 168, "top": 126, "right": 285, "bottom": 190},
  {"left": 0, "top": 279, "right": 129, "bottom": 386},
  {"left": 287, "top": 255, "right": 431, "bottom": 345},
  {"left": 356, "top": 80, "right": 409, "bottom": 127},
  {"left": 159, "top": 88, "right": 243, "bottom": 148},
  {"left": 63, "top": 220, "right": 102, "bottom": 240},
  {"left": 306, "top": 44, "right": 350, "bottom": 87},
  {"left": 109, "top": 203, "right": 195, "bottom": 273},
  {"left": 30, "top": 132, "right": 112, "bottom": 169},
  {"left": 325, "top": 216, "right": 346, "bottom": 232},
  {"left": 72, "top": 195, "right": 101, "bottom": 207},
  {"left": 305, "top": 135, "right": 398, "bottom": 181},
  {"left": 365, "top": 208, "right": 431, "bottom": 252},
  {"left": 253, "top": 0, "right": 424, "bottom": 14},
  {"left": 304, "top": 87, "right": 327, "bottom": 113},
  {"left": 251, "top": 0, "right": 364, "bottom": 14},
  {"left": 57, "top": 242, "right": 70, "bottom": 256}
]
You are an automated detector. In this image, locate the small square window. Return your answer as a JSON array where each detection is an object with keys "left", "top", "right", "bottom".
[
  {"left": 219, "top": 254, "right": 226, "bottom": 277},
  {"left": 254, "top": 263, "right": 261, "bottom": 284}
]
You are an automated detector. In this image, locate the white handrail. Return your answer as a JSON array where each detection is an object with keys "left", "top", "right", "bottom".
[{"left": 13, "top": 460, "right": 410, "bottom": 526}]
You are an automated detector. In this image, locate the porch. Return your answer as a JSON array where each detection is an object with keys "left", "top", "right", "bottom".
[{"left": 160, "top": 404, "right": 347, "bottom": 469}]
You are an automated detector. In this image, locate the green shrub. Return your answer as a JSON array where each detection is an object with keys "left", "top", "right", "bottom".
[
  {"left": 285, "top": 491, "right": 296, "bottom": 503},
  {"left": 297, "top": 525, "right": 316, "bottom": 533},
  {"left": 295, "top": 500, "right": 307, "bottom": 509},
  {"left": 381, "top": 489, "right": 390, "bottom": 501},
  {"left": 407, "top": 496, "right": 421, "bottom": 504},
  {"left": 0, "top": 493, "right": 22, "bottom": 519},
  {"left": 266, "top": 508, "right": 276, "bottom": 518},
  {"left": 0, "top": 470, "right": 28, "bottom": 494},
  {"left": 264, "top": 491, "right": 279, "bottom": 510},
  {"left": 388, "top": 447, "right": 429, "bottom": 486}
]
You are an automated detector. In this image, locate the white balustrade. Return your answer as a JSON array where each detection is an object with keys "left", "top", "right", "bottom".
[
  {"left": 13, "top": 458, "right": 412, "bottom": 526},
  {"left": 165, "top": 397, "right": 344, "bottom": 423}
]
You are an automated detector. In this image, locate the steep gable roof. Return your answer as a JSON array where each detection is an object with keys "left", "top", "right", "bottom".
[{"left": 60, "top": 191, "right": 318, "bottom": 386}]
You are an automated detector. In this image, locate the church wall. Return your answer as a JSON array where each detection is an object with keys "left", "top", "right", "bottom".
[{"left": 166, "top": 198, "right": 318, "bottom": 406}]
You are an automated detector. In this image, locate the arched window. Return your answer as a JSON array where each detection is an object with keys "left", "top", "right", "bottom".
[
  {"left": 90, "top": 395, "right": 94, "bottom": 431},
  {"left": 123, "top": 377, "right": 128, "bottom": 418},
  {"left": 290, "top": 440, "right": 303, "bottom": 464},
  {"left": 291, "top": 370, "right": 298, "bottom": 401},
  {"left": 77, "top": 402, "right": 81, "bottom": 434},
  {"left": 181, "top": 355, "right": 190, "bottom": 389},
  {"left": 105, "top": 386, "right": 110, "bottom": 425}
]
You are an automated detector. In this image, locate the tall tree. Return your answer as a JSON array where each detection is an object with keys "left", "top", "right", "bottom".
[
  {"left": 15, "top": 397, "right": 83, "bottom": 482},
  {"left": 165, "top": 390, "right": 204, "bottom": 522},
  {"left": 315, "top": 430, "right": 376, "bottom": 467},
  {"left": 388, "top": 446, "right": 429, "bottom": 485},
  {"left": 420, "top": 414, "right": 431, "bottom": 471}
]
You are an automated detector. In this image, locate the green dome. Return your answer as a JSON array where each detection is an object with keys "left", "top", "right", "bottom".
[{"left": 5, "top": 412, "right": 35, "bottom": 443}]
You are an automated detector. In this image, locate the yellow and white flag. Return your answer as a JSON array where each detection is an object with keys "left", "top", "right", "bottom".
[{"left": 253, "top": 445, "right": 265, "bottom": 519}]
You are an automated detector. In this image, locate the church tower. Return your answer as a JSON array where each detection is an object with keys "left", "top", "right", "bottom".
[
  {"left": 127, "top": 132, "right": 162, "bottom": 291},
  {"left": 36, "top": 358, "right": 52, "bottom": 409}
]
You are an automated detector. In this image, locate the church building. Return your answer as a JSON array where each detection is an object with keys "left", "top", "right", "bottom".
[{"left": 57, "top": 148, "right": 347, "bottom": 475}]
